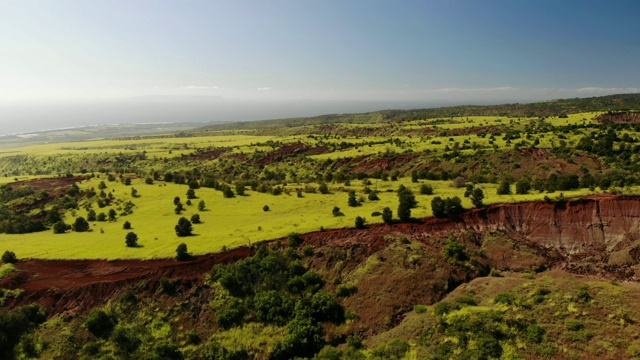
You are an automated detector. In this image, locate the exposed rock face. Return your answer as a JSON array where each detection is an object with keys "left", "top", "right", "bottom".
[
  {"left": 595, "top": 111, "right": 640, "bottom": 123},
  {"left": 455, "top": 195, "right": 640, "bottom": 255}
]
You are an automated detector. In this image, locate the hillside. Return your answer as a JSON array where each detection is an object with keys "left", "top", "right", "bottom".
[
  {"left": 198, "top": 93, "right": 640, "bottom": 131},
  {"left": 2, "top": 94, "right": 640, "bottom": 359}
]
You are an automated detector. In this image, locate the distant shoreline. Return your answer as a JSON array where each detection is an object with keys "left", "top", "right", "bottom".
[{"left": 0, "top": 121, "right": 209, "bottom": 138}]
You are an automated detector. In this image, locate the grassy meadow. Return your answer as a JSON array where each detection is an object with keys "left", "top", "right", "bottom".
[
  {"left": 1, "top": 109, "right": 637, "bottom": 260},
  {"left": 0, "top": 174, "right": 609, "bottom": 260}
]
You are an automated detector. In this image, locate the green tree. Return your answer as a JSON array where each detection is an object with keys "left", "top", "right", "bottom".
[
  {"left": 443, "top": 235, "right": 468, "bottom": 262},
  {"left": 367, "top": 191, "right": 379, "bottom": 201},
  {"left": 382, "top": 207, "right": 393, "bottom": 224},
  {"left": 431, "top": 197, "right": 446, "bottom": 218},
  {"left": 53, "top": 221, "right": 68, "bottom": 234},
  {"left": 84, "top": 309, "right": 115, "bottom": 338},
  {"left": 122, "top": 221, "right": 132, "bottom": 230},
  {"left": 174, "top": 196, "right": 181, "bottom": 205},
  {"left": 130, "top": 187, "right": 138, "bottom": 197},
  {"left": 397, "top": 185, "right": 417, "bottom": 221},
  {"left": 175, "top": 203, "right": 184, "bottom": 214},
  {"left": 223, "top": 187, "right": 235, "bottom": 198},
  {"left": 108, "top": 209, "right": 117, "bottom": 221},
  {"left": 470, "top": 188, "right": 484, "bottom": 208},
  {"left": 263, "top": 205, "right": 270, "bottom": 212},
  {"left": 45, "top": 208, "right": 62, "bottom": 224},
  {"left": 347, "top": 191, "right": 359, "bottom": 207},
  {"left": 176, "top": 243, "right": 192, "bottom": 261},
  {"left": 125, "top": 232, "right": 138, "bottom": 247},
  {"left": 355, "top": 216, "right": 366, "bottom": 229},
  {"left": 318, "top": 182, "right": 330, "bottom": 194},
  {"left": 420, "top": 184, "right": 434, "bottom": 195},
  {"left": 87, "top": 209, "right": 97, "bottom": 221},
  {"left": 175, "top": 217, "right": 193, "bottom": 237},
  {"left": 186, "top": 188, "right": 197, "bottom": 199},
  {"left": 1, "top": 250, "right": 17, "bottom": 264},
  {"left": 72, "top": 216, "right": 90, "bottom": 232},
  {"left": 198, "top": 200, "right": 206, "bottom": 211},
  {"left": 191, "top": 214, "right": 201, "bottom": 224},
  {"left": 444, "top": 196, "right": 465, "bottom": 216},
  {"left": 332, "top": 206, "right": 343, "bottom": 217},
  {"left": 188, "top": 179, "right": 200, "bottom": 189},
  {"left": 497, "top": 180, "right": 511, "bottom": 195},
  {"left": 515, "top": 178, "right": 531, "bottom": 194}
]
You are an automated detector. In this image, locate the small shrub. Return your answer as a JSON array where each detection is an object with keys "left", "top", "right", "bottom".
[
  {"left": 302, "top": 246, "right": 314, "bottom": 257},
  {"left": 576, "top": 284, "right": 592, "bottom": 303},
  {"left": 420, "top": 184, "right": 434, "bottom": 195},
  {"left": 111, "top": 327, "right": 141, "bottom": 355},
  {"left": 489, "top": 269, "right": 503, "bottom": 277},
  {"left": 332, "top": 206, "right": 343, "bottom": 217},
  {"left": 159, "top": 278, "right": 177, "bottom": 294},
  {"left": 354, "top": 216, "right": 366, "bottom": 229},
  {"left": 85, "top": 309, "right": 116, "bottom": 338},
  {"left": 526, "top": 324, "right": 546, "bottom": 343},
  {"left": 190, "top": 214, "right": 201, "bottom": 224},
  {"left": 433, "top": 302, "right": 454, "bottom": 316},
  {"left": 263, "top": 205, "right": 270, "bottom": 212},
  {"left": 414, "top": 304, "right": 428, "bottom": 314},
  {"left": 455, "top": 295, "right": 477, "bottom": 307},
  {"left": 176, "top": 243, "right": 192, "bottom": 261},
  {"left": 494, "top": 292, "right": 514, "bottom": 305},
  {"left": 1, "top": 251, "right": 17, "bottom": 264},
  {"left": 122, "top": 221, "right": 132, "bottom": 230},
  {"left": 565, "top": 319, "right": 584, "bottom": 331},
  {"left": 521, "top": 272, "right": 535, "bottom": 279},
  {"left": 125, "top": 232, "right": 138, "bottom": 247},
  {"left": 336, "top": 284, "right": 358, "bottom": 298},
  {"left": 535, "top": 343, "right": 558, "bottom": 357},
  {"left": 382, "top": 207, "right": 393, "bottom": 223},
  {"left": 288, "top": 233, "right": 303, "bottom": 248},
  {"left": 186, "top": 330, "right": 200, "bottom": 345}
]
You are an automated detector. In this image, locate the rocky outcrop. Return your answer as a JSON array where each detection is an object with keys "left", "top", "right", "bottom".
[{"left": 456, "top": 195, "right": 640, "bottom": 255}]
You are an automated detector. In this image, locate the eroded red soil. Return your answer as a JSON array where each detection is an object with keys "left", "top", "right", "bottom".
[
  {"left": 595, "top": 111, "right": 640, "bottom": 123},
  {"left": 3, "top": 195, "right": 640, "bottom": 319}
]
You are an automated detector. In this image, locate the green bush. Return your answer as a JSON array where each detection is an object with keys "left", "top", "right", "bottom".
[
  {"left": 85, "top": 309, "right": 116, "bottom": 338},
  {"left": 111, "top": 326, "right": 141, "bottom": 355},
  {"left": 494, "top": 293, "right": 514, "bottom": 305},
  {"left": 526, "top": 324, "right": 545, "bottom": 343},
  {"left": 414, "top": 304, "right": 428, "bottom": 314},
  {"left": 565, "top": 319, "right": 584, "bottom": 331},
  {"left": 154, "top": 340, "right": 183, "bottom": 360},
  {"left": 455, "top": 295, "right": 477, "bottom": 307},
  {"left": 216, "top": 298, "right": 246, "bottom": 329},
  {"left": 1, "top": 250, "right": 17, "bottom": 264},
  {"left": 443, "top": 235, "right": 468, "bottom": 262},
  {"left": 176, "top": 243, "right": 192, "bottom": 261},
  {"left": 288, "top": 233, "right": 303, "bottom": 248},
  {"left": 336, "top": 284, "right": 358, "bottom": 298},
  {"left": 433, "top": 302, "right": 454, "bottom": 316}
]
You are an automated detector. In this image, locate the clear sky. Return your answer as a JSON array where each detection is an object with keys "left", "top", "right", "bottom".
[{"left": 1, "top": 0, "right": 639, "bottom": 133}]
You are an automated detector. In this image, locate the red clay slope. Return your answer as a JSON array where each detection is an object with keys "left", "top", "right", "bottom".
[{"left": 2, "top": 195, "right": 640, "bottom": 315}]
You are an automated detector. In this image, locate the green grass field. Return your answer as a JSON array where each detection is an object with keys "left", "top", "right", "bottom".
[{"left": 0, "top": 174, "right": 613, "bottom": 260}]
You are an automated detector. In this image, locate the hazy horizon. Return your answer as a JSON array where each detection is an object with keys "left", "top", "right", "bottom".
[{"left": 1, "top": 0, "right": 639, "bottom": 135}]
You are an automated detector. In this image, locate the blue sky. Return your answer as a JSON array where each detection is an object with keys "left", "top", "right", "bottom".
[{"left": 0, "top": 0, "right": 639, "bottom": 132}]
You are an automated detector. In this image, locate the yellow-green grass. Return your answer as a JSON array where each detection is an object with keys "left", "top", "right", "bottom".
[
  {"left": 0, "top": 263, "right": 17, "bottom": 279},
  {"left": 0, "top": 174, "right": 619, "bottom": 260}
]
